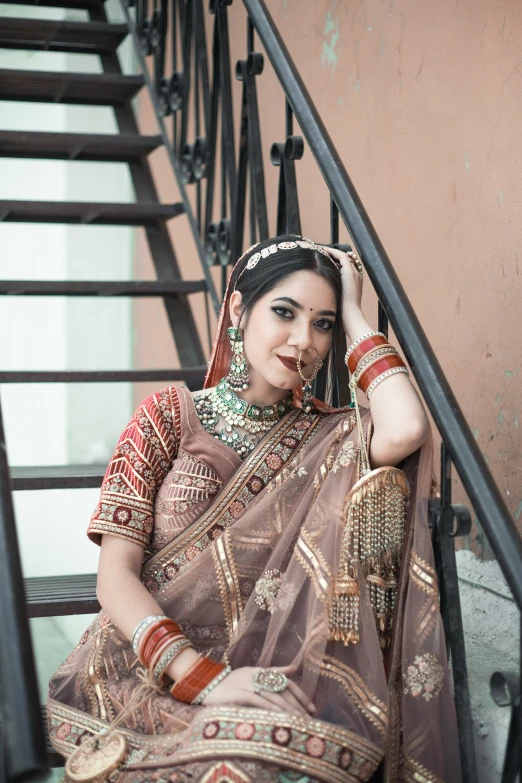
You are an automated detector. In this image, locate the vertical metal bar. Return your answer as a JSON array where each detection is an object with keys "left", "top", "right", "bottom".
[
  {"left": 0, "top": 395, "right": 48, "bottom": 779},
  {"left": 437, "top": 445, "right": 478, "bottom": 783}
]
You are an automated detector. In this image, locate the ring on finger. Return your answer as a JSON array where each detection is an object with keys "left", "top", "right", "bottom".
[
  {"left": 347, "top": 251, "right": 364, "bottom": 275},
  {"left": 252, "top": 668, "right": 288, "bottom": 694}
]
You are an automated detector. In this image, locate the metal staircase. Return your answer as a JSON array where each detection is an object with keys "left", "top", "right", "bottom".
[{"left": 0, "top": 0, "right": 520, "bottom": 779}]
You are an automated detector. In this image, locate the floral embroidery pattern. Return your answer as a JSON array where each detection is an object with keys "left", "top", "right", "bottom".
[
  {"left": 402, "top": 653, "right": 445, "bottom": 702},
  {"left": 332, "top": 440, "right": 358, "bottom": 473},
  {"left": 254, "top": 569, "right": 283, "bottom": 613}
]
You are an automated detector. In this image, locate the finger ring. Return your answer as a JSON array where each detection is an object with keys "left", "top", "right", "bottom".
[
  {"left": 347, "top": 251, "right": 363, "bottom": 275},
  {"left": 252, "top": 669, "right": 288, "bottom": 694}
]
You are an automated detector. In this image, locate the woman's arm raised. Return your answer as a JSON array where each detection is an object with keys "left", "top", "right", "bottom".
[{"left": 324, "top": 247, "right": 429, "bottom": 467}]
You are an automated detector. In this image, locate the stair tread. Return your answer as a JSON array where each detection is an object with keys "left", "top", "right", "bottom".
[
  {"left": 0, "top": 368, "right": 207, "bottom": 382},
  {"left": 25, "top": 573, "right": 99, "bottom": 617},
  {"left": 0, "top": 280, "right": 207, "bottom": 295},
  {"left": 0, "top": 68, "right": 143, "bottom": 105},
  {"left": 0, "top": 199, "right": 184, "bottom": 224},
  {"left": 10, "top": 0, "right": 105, "bottom": 8},
  {"left": 0, "top": 129, "right": 162, "bottom": 161},
  {"left": 12, "top": 463, "right": 105, "bottom": 490},
  {"left": 0, "top": 18, "right": 127, "bottom": 54}
]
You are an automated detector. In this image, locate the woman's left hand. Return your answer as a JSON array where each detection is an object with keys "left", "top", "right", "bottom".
[{"left": 321, "top": 246, "right": 363, "bottom": 334}]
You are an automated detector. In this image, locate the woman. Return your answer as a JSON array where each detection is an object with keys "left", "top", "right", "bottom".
[{"left": 47, "top": 236, "right": 461, "bottom": 783}]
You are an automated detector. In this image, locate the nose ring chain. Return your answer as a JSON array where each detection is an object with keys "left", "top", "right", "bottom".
[{"left": 297, "top": 348, "right": 323, "bottom": 414}]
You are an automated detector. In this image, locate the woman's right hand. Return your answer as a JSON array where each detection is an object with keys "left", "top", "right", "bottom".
[{"left": 201, "top": 665, "right": 316, "bottom": 717}]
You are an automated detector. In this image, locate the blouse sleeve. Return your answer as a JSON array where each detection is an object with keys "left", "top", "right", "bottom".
[{"left": 87, "top": 386, "right": 181, "bottom": 548}]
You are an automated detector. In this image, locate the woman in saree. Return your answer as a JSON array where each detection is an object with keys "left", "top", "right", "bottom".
[{"left": 47, "top": 236, "right": 462, "bottom": 783}]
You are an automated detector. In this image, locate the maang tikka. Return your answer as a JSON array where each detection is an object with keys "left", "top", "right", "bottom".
[{"left": 226, "top": 327, "right": 250, "bottom": 390}]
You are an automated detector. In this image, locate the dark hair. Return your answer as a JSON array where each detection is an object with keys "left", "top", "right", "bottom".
[{"left": 229, "top": 234, "right": 343, "bottom": 405}]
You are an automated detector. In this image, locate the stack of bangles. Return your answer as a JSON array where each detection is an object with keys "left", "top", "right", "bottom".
[
  {"left": 345, "top": 331, "right": 409, "bottom": 398},
  {"left": 131, "top": 614, "right": 231, "bottom": 705}
]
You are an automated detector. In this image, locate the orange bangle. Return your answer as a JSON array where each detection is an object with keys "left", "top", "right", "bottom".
[
  {"left": 170, "top": 657, "right": 226, "bottom": 704},
  {"left": 358, "top": 356, "right": 405, "bottom": 395},
  {"left": 347, "top": 335, "right": 389, "bottom": 374}
]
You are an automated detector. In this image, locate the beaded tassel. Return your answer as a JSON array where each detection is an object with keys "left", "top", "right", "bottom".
[{"left": 329, "top": 467, "right": 409, "bottom": 649}]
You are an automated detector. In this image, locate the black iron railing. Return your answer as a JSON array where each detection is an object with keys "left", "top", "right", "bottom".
[
  {"left": 124, "top": 0, "right": 522, "bottom": 778},
  {"left": 0, "top": 394, "right": 49, "bottom": 780}
]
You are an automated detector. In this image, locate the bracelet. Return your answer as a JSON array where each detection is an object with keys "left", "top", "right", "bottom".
[
  {"left": 149, "top": 633, "right": 186, "bottom": 674},
  {"left": 171, "top": 656, "right": 226, "bottom": 704},
  {"left": 192, "top": 665, "right": 231, "bottom": 705},
  {"left": 132, "top": 614, "right": 166, "bottom": 656},
  {"left": 345, "top": 332, "right": 386, "bottom": 365},
  {"left": 353, "top": 346, "right": 399, "bottom": 381},
  {"left": 152, "top": 637, "right": 193, "bottom": 687},
  {"left": 367, "top": 366, "right": 410, "bottom": 398},
  {"left": 359, "top": 356, "right": 407, "bottom": 396},
  {"left": 347, "top": 335, "right": 389, "bottom": 373}
]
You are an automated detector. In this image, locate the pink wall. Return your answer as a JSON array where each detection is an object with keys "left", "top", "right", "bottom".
[{"left": 134, "top": 0, "right": 522, "bottom": 551}]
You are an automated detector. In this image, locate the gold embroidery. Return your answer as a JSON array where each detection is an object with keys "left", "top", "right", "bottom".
[
  {"left": 414, "top": 600, "right": 439, "bottom": 648},
  {"left": 143, "top": 410, "right": 322, "bottom": 586},
  {"left": 409, "top": 551, "right": 438, "bottom": 599},
  {"left": 402, "top": 654, "right": 445, "bottom": 702},
  {"left": 313, "top": 654, "right": 389, "bottom": 739},
  {"left": 295, "top": 529, "right": 332, "bottom": 606},
  {"left": 400, "top": 751, "right": 446, "bottom": 783},
  {"left": 212, "top": 530, "right": 243, "bottom": 638}
]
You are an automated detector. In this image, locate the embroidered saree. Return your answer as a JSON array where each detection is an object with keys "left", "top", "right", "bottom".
[{"left": 47, "top": 384, "right": 461, "bottom": 783}]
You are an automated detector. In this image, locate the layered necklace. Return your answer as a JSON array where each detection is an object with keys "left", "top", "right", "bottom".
[{"left": 195, "top": 378, "right": 294, "bottom": 458}]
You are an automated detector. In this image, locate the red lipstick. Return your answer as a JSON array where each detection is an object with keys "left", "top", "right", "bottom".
[{"left": 277, "top": 355, "right": 299, "bottom": 372}]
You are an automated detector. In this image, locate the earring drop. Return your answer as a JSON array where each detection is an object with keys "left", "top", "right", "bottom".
[{"left": 226, "top": 327, "right": 250, "bottom": 390}]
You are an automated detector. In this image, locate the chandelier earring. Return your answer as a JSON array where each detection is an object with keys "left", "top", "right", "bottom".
[
  {"left": 297, "top": 348, "right": 323, "bottom": 414},
  {"left": 226, "top": 326, "right": 250, "bottom": 390}
]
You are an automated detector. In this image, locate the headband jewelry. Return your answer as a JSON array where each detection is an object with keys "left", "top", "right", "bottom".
[{"left": 234, "top": 237, "right": 340, "bottom": 288}]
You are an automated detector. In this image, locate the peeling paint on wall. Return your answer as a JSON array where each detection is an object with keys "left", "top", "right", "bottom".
[
  {"left": 496, "top": 189, "right": 504, "bottom": 207},
  {"left": 464, "top": 150, "right": 470, "bottom": 173},
  {"left": 515, "top": 501, "right": 522, "bottom": 521},
  {"left": 322, "top": 11, "right": 341, "bottom": 74}
]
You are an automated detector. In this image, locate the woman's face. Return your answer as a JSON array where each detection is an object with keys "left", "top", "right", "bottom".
[{"left": 232, "top": 270, "right": 337, "bottom": 394}]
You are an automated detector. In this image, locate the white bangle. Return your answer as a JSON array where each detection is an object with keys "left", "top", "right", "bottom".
[
  {"left": 191, "top": 665, "right": 232, "bottom": 705},
  {"left": 152, "top": 637, "right": 193, "bottom": 686},
  {"left": 131, "top": 614, "right": 166, "bottom": 656},
  {"left": 366, "top": 366, "right": 410, "bottom": 398},
  {"left": 345, "top": 332, "right": 386, "bottom": 365}
]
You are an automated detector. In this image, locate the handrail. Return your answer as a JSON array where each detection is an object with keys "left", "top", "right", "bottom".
[
  {"left": 0, "top": 394, "right": 48, "bottom": 780},
  {"left": 243, "top": 0, "right": 522, "bottom": 609}
]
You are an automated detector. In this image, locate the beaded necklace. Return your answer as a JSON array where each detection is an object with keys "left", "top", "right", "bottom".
[{"left": 194, "top": 378, "right": 294, "bottom": 458}]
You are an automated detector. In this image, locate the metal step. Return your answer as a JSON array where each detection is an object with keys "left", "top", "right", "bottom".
[
  {"left": 0, "top": 368, "right": 207, "bottom": 383},
  {"left": 0, "top": 280, "right": 207, "bottom": 296},
  {"left": 26, "top": 574, "right": 98, "bottom": 617},
  {"left": 0, "top": 130, "right": 162, "bottom": 161},
  {"left": 11, "top": 0, "right": 105, "bottom": 8},
  {"left": 0, "top": 200, "right": 184, "bottom": 224},
  {"left": 0, "top": 69, "right": 143, "bottom": 105},
  {"left": 11, "top": 464, "right": 105, "bottom": 490},
  {"left": 0, "top": 18, "right": 127, "bottom": 55}
]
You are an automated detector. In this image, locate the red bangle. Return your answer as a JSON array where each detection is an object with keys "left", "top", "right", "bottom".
[
  {"left": 170, "top": 657, "right": 226, "bottom": 704},
  {"left": 358, "top": 356, "right": 405, "bottom": 395},
  {"left": 347, "top": 335, "right": 389, "bottom": 374},
  {"left": 138, "top": 619, "right": 182, "bottom": 666}
]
